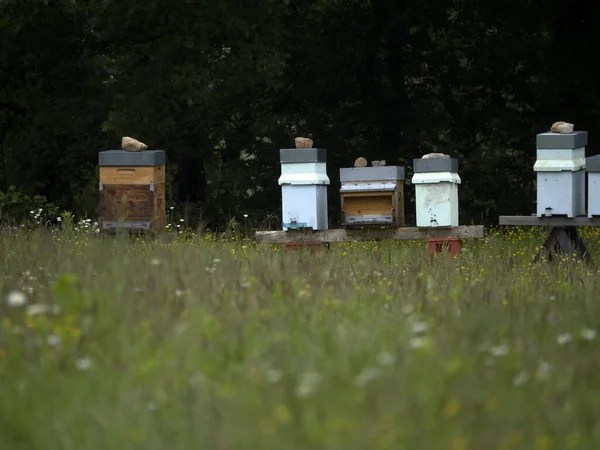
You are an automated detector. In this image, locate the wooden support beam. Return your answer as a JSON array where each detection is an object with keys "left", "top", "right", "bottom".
[
  {"left": 534, "top": 227, "right": 591, "bottom": 263},
  {"left": 255, "top": 225, "right": 484, "bottom": 244},
  {"left": 499, "top": 215, "right": 600, "bottom": 227}
]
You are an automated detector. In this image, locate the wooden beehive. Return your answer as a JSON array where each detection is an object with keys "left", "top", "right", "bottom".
[
  {"left": 339, "top": 166, "right": 405, "bottom": 227},
  {"left": 98, "top": 150, "right": 166, "bottom": 231}
]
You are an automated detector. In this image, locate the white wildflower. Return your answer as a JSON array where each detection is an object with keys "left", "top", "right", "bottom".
[
  {"left": 513, "top": 371, "right": 529, "bottom": 387},
  {"left": 6, "top": 290, "right": 27, "bottom": 307},
  {"left": 295, "top": 372, "right": 322, "bottom": 398},
  {"left": 556, "top": 332, "right": 573, "bottom": 346},
  {"left": 265, "top": 369, "right": 282, "bottom": 383},
  {"left": 146, "top": 401, "right": 158, "bottom": 411},
  {"left": 401, "top": 304, "right": 414, "bottom": 315},
  {"left": 354, "top": 367, "right": 381, "bottom": 387},
  {"left": 75, "top": 357, "right": 93, "bottom": 371},
  {"left": 47, "top": 334, "right": 61, "bottom": 346},
  {"left": 376, "top": 351, "right": 395, "bottom": 366},
  {"left": 26, "top": 304, "right": 58, "bottom": 316},
  {"left": 580, "top": 328, "right": 597, "bottom": 341},
  {"left": 409, "top": 336, "right": 427, "bottom": 349},
  {"left": 489, "top": 344, "right": 509, "bottom": 357},
  {"left": 536, "top": 361, "right": 551, "bottom": 380},
  {"left": 411, "top": 321, "right": 428, "bottom": 335}
]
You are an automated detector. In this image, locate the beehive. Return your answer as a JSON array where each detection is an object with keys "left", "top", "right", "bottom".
[
  {"left": 412, "top": 157, "right": 460, "bottom": 227},
  {"left": 534, "top": 131, "right": 586, "bottom": 217},
  {"left": 98, "top": 150, "right": 166, "bottom": 231},
  {"left": 587, "top": 154, "right": 600, "bottom": 217},
  {"left": 339, "top": 166, "right": 405, "bottom": 227},
  {"left": 278, "top": 148, "right": 330, "bottom": 231}
]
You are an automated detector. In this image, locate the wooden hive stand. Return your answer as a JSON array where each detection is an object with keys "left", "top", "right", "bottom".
[
  {"left": 339, "top": 166, "right": 405, "bottom": 228},
  {"left": 98, "top": 150, "right": 167, "bottom": 233}
]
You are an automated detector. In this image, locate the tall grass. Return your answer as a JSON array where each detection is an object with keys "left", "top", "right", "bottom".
[{"left": 1, "top": 226, "right": 599, "bottom": 449}]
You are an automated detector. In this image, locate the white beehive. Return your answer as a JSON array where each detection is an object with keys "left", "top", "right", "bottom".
[
  {"left": 534, "top": 131, "right": 587, "bottom": 217},
  {"left": 411, "top": 157, "right": 460, "bottom": 227},
  {"left": 278, "top": 148, "right": 330, "bottom": 231},
  {"left": 587, "top": 155, "right": 600, "bottom": 217}
]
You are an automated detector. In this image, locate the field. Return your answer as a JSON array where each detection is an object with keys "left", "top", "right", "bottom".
[{"left": 1, "top": 224, "right": 600, "bottom": 450}]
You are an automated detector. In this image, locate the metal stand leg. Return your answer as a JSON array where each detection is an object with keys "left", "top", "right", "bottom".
[{"left": 535, "top": 227, "right": 592, "bottom": 263}]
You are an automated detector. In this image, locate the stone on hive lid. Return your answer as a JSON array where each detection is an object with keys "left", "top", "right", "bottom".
[
  {"left": 294, "top": 137, "right": 313, "bottom": 148},
  {"left": 422, "top": 153, "right": 450, "bottom": 159},
  {"left": 354, "top": 157, "right": 368, "bottom": 167},
  {"left": 121, "top": 136, "right": 148, "bottom": 152},
  {"left": 550, "top": 121, "right": 574, "bottom": 134}
]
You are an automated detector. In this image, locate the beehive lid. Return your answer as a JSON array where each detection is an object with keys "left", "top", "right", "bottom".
[
  {"left": 587, "top": 155, "right": 600, "bottom": 172},
  {"left": 99, "top": 150, "right": 166, "bottom": 166},
  {"left": 280, "top": 148, "right": 327, "bottom": 163},
  {"left": 340, "top": 166, "right": 405, "bottom": 182},
  {"left": 536, "top": 131, "right": 588, "bottom": 149},
  {"left": 413, "top": 158, "right": 458, "bottom": 173}
]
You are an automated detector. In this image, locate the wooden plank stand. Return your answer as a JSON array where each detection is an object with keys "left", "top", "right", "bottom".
[
  {"left": 499, "top": 216, "right": 595, "bottom": 264},
  {"left": 256, "top": 226, "right": 484, "bottom": 244}
]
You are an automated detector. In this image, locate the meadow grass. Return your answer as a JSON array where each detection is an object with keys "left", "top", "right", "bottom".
[{"left": 1, "top": 226, "right": 600, "bottom": 450}]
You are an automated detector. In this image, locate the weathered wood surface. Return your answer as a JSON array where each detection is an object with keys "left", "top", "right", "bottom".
[
  {"left": 99, "top": 165, "right": 165, "bottom": 185},
  {"left": 499, "top": 215, "right": 600, "bottom": 227},
  {"left": 255, "top": 225, "right": 484, "bottom": 244},
  {"left": 100, "top": 183, "right": 166, "bottom": 230}
]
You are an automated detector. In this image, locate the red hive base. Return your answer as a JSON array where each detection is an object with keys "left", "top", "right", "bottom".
[
  {"left": 284, "top": 241, "right": 325, "bottom": 254},
  {"left": 427, "top": 238, "right": 462, "bottom": 258}
]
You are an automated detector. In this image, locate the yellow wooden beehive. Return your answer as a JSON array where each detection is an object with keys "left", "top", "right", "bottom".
[
  {"left": 98, "top": 150, "right": 166, "bottom": 231},
  {"left": 339, "top": 166, "right": 405, "bottom": 227}
]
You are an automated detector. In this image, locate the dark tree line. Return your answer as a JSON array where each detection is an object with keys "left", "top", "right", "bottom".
[{"left": 1, "top": 0, "right": 599, "bottom": 228}]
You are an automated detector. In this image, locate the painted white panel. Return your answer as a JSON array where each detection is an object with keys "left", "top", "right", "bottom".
[
  {"left": 411, "top": 172, "right": 461, "bottom": 185},
  {"left": 281, "top": 185, "right": 328, "bottom": 231},
  {"left": 536, "top": 170, "right": 585, "bottom": 217},
  {"left": 414, "top": 183, "right": 459, "bottom": 227},
  {"left": 588, "top": 172, "right": 600, "bottom": 217}
]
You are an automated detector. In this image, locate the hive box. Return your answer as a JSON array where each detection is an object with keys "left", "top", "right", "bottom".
[
  {"left": 339, "top": 166, "right": 405, "bottom": 227},
  {"left": 534, "top": 131, "right": 587, "bottom": 217},
  {"left": 411, "top": 157, "right": 460, "bottom": 227},
  {"left": 587, "top": 155, "right": 600, "bottom": 217},
  {"left": 278, "top": 148, "right": 330, "bottom": 231},
  {"left": 98, "top": 150, "right": 166, "bottom": 231}
]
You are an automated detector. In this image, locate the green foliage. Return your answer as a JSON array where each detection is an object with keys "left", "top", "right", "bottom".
[{"left": 0, "top": 186, "right": 59, "bottom": 225}]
